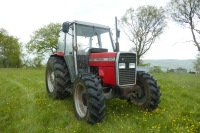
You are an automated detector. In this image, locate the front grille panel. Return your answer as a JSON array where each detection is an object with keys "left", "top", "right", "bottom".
[
  {"left": 119, "top": 53, "right": 136, "bottom": 63},
  {"left": 118, "top": 53, "right": 136, "bottom": 85}
]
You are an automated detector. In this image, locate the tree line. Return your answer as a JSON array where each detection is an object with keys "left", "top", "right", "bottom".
[
  {"left": 0, "top": 29, "right": 21, "bottom": 68},
  {"left": 0, "top": 0, "right": 200, "bottom": 72}
]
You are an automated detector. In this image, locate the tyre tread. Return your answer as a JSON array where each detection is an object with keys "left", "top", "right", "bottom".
[
  {"left": 46, "top": 56, "right": 71, "bottom": 99},
  {"left": 137, "top": 71, "right": 161, "bottom": 111}
]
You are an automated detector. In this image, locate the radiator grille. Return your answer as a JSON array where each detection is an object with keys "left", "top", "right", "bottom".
[{"left": 118, "top": 53, "right": 136, "bottom": 85}]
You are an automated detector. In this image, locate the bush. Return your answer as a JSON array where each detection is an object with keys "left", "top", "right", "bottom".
[{"left": 150, "top": 66, "right": 162, "bottom": 73}]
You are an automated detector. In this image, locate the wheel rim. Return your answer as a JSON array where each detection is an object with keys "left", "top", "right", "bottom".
[
  {"left": 47, "top": 68, "right": 55, "bottom": 93},
  {"left": 74, "top": 83, "right": 87, "bottom": 118}
]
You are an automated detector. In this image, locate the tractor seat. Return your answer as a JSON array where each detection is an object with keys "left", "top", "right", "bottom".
[{"left": 88, "top": 48, "right": 108, "bottom": 53}]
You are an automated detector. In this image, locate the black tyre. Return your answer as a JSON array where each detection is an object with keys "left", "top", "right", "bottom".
[
  {"left": 129, "top": 71, "right": 161, "bottom": 111},
  {"left": 46, "top": 56, "right": 71, "bottom": 99},
  {"left": 73, "top": 73, "right": 106, "bottom": 124}
]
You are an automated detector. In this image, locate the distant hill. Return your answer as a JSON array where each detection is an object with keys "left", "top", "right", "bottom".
[{"left": 143, "top": 59, "right": 195, "bottom": 71}]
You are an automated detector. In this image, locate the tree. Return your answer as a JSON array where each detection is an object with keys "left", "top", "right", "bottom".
[
  {"left": 27, "top": 23, "right": 61, "bottom": 56},
  {"left": 0, "top": 28, "right": 22, "bottom": 68},
  {"left": 167, "top": 0, "right": 200, "bottom": 51},
  {"left": 193, "top": 52, "right": 200, "bottom": 72},
  {"left": 121, "top": 6, "right": 167, "bottom": 64}
]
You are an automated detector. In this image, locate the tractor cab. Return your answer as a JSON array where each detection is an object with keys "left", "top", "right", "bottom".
[
  {"left": 58, "top": 21, "right": 114, "bottom": 53},
  {"left": 57, "top": 21, "right": 115, "bottom": 78}
]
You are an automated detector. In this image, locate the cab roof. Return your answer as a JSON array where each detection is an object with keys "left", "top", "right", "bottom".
[{"left": 72, "top": 20, "right": 110, "bottom": 29}]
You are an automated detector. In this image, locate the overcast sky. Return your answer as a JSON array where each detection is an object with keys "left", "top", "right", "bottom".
[{"left": 0, "top": 0, "right": 198, "bottom": 59}]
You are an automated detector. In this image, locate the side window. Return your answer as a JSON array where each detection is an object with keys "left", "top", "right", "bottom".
[
  {"left": 57, "top": 29, "right": 73, "bottom": 55},
  {"left": 65, "top": 29, "right": 73, "bottom": 54},
  {"left": 57, "top": 32, "right": 65, "bottom": 53}
]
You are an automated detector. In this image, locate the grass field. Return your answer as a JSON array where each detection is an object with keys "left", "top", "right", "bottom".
[{"left": 0, "top": 68, "right": 200, "bottom": 133}]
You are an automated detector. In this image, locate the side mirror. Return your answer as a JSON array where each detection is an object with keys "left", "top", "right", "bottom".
[{"left": 62, "top": 22, "right": 69, "bottom": 33}]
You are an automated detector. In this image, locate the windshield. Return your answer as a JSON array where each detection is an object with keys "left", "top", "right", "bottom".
[{"left": 76, "top": 24, "right": 114, "bottom": 53}]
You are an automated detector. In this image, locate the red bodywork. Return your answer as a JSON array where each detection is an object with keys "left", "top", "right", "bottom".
[
  {"left": 53, "top": 52, "right": 64, "bottom": 56},
  {"left": 89, "top": 52, "right": 117, "bottom": 86}
]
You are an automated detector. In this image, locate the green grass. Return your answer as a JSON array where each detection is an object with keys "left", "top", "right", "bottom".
[{"left": 0, "top": 69, "right": 200, "bottom": 133}]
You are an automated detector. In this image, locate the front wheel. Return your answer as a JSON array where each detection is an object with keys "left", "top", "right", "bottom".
[
  {"left": 128, "top": 71, "right": 161, "bottom": 111},
  {"left": 73, "top": 74, "right": 106, "bottom": 124}
]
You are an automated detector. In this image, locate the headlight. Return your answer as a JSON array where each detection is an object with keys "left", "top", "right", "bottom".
[
  {"left": 119, "top": 63, "right": 125, "bottom": 69},
  {"left": 129, "top": 63, "right": 135, "bottom": 68}
]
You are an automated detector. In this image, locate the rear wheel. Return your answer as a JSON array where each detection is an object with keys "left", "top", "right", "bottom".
[
  {"left": 73, "top": 74, "right": 106, "bottom": 124},
  {"left": 128, "top": 71, "right": 161, "bottom": 111},
  {"left": 46, "top": 56, "right": 71, "bottom": 99}
]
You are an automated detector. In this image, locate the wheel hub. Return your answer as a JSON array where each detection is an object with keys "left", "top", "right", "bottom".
[
  {"left": 129, "top": 84, "right": 146, "bottom": 104},
  {"left": 132, "top": 86, "right": 143, "bottom": 98}
]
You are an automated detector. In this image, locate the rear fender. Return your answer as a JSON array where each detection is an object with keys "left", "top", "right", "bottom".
[
  {"left": 50, "top": 53, "right": 76, "bottom": 83},
  {"left": 63, "top": 55, "right": 76, "bottom": 82}
]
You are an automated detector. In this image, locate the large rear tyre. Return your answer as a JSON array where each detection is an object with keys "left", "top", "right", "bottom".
[
  {"left": 73, "top": 74, "right": 106, "bottom": 124},
  {"left": 129, "top": 71, "right": 161, "bottom": 111},
  {"left": 45, "top": 56, "right": 71, "bottom": 99}
]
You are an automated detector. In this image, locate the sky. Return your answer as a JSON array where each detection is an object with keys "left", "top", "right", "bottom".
[{"left": 0, "top": 0, "right": 198, "bottom": 59}]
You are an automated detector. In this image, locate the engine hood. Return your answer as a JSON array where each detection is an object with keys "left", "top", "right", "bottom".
[{"left": 89, "top": 52, "right": 117, "bottom": 66}]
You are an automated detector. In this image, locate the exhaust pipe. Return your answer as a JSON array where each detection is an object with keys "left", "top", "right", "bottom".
[{"left": 115, "top": 16, "right": 120, "bottom": 52}]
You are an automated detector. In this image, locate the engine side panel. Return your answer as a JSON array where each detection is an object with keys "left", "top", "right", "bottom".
[
  {"left": 98, "top": 67, "right": 116, "bottom": 86},
  {"left": 89, "top": 52, "right": 117, "bottom": 86}
]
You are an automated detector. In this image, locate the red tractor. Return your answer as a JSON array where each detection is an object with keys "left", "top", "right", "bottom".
[{"left": 45, "top": 20, "right": 161, "bottom": 124}]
